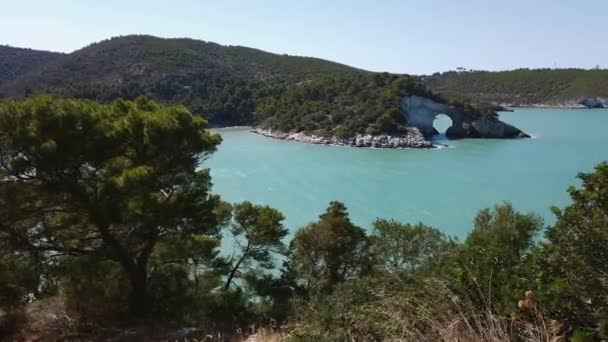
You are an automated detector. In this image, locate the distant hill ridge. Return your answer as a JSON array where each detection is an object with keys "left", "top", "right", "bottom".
[
  {"left": 422, "top": 69, "right": 608, "bottom": 107},
  {"left": 0, "top": 45, "right": 63, "bottom": 87},
  {"left": 0, "top": 35, "right": 606, "bottom": 132},
  {"left": 0, "top": 35, "right": 359, "bottom": 126}
]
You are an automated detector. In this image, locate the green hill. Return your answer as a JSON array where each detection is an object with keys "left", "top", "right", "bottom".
[
  {"left": 0, "top": 45, "right": 63, "bottom": 88},
  {"left": 422, "top": 69, "right": 608, "bottom": 106},
  {"left": 255, "top": 72, "right": 498, "bottom": 138},
  {"left": 2, "top": 36, "right": 603, "bottom": 134},
  {"left": 0, "top": 35, "right": 357, "bottom": 125},
  {"left": 0, "top": 36, "right": 502, "bottom": 136}
]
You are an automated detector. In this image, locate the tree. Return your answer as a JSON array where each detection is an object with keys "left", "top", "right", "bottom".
[
  {"left": 224, "top": 201, "right": 287, "bottom": 290},
  {"left": 288, "top": 202, "right": 370, "bottom": 293},
  {"left": 0, "top": 95, "right": 227, "bottom": 317},
  {"left": 454, "top": 203, "right": 542, "bottom": 312},
  {"left": 0, "top": 252, "right": 46, "bottom": 310},
  {"left": 370, "top": 219, "right": 454, "bottom": 276},
  {"left": 535, "top": 162, "right": 608, "bottom": 327}
]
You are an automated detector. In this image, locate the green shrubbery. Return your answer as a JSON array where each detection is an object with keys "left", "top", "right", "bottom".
[{"left": 0, "top": 96, "right": 607, "bottom": 340}]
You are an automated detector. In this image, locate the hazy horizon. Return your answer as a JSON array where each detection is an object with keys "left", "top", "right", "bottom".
[{"left": 2, "top": 0, "right": 607, "bottom": 74}]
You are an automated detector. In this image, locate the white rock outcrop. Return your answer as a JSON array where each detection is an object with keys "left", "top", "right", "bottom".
[
  {"left": 401, "top": 96, "right": 529, "bottom": 139},
  {"left": 252, "top": 128, "right": 433, "bottom": 149},
  {"left": 400, "top": 96, "right": 463, "bottom": 137}
]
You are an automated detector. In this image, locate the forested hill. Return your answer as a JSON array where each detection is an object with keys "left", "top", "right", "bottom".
[
  {"left": 0, "top": 35, "right": 357, "bottom": 125},
  {"left": 0, "top": 36, "right": 504, "bottom": 136},
  {"left": 2, "top": 36, "right": 606, "bottom": 131},
  {"left": 254, "top": 72, "right": 498, "bottom": 138},
  {"left": 0, "top": 45, "right": 63, "bottom": 87},
  {"left": 422, "top": 69, "right": 608, "bottom": 106}
]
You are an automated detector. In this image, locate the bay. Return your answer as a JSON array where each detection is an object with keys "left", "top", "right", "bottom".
[{"left": 207, "top": 108, "right": 608, "bottom": 238}]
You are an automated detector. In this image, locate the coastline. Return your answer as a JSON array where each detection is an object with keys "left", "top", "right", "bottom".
[
  {"left": 502, "top": 103, "right": 606, "bottom": 110},
  {"left": 505, "top": 105, "right": 589, "bottom": 110},
  {"left": 251, "top": 128, "right": 435, "bottom": 149}
]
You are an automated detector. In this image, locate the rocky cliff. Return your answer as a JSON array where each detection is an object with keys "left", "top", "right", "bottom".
[
  {"left": 253, "top": 95, "right": 529, "bottom": 149},
  {"left": 580, "top": 98, "right": 607, "bottom": 108},
  {"left": 401, "top": 96, "right": 530, "bottom": 139}
]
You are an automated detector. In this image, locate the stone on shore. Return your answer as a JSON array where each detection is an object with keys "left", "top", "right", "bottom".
[{"left": 252, "top": 128, "right": 434, "bottom": 149}]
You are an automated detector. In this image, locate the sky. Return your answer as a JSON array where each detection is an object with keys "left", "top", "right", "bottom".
[{"left": 1, "top": 0, "right": 607, "bottom": 75}]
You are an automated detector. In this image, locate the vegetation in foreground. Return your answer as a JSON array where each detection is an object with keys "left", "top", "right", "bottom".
[{"left": 0, "top": 96, "right": 607, "bottom": 341}]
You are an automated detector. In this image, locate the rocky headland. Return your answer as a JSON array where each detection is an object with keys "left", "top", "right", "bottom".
[
  {"left": 254, "top": 95, "right": 530, "bottom": 149},
  {"left": 401, "top": 96, "right": 530, "bottom": 139},
  {"left": 580, "top": 97, "right": 607, "bottom": 108},
  {"left": 500, "top": 98, "right": 608, "bottom": 109}
]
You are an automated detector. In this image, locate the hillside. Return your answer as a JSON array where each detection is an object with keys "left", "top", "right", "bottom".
[
  {"left": 0, "top": 45, "right": 63, "bottom": 88},
  {"left": 2, "top": 36, "right": 512, "bottom": 138},
  {"left": 255, "top": 72, "right": 497, "bottom": 137},
  {"left": 0, "top": 35, "right": 357, "bottom": 125},
  {"left": 422, "top": 69, "right": 608, "bottom": 106},
  {"left": 0, "top": 36, "right": 581, "bottom": 138}
]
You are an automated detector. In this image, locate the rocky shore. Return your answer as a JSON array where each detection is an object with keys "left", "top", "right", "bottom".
[
  {"left": 499, "top": 98, "right": 608, "bottom": 109},
  {"left": 252, "top": 128, "right": 434, "bottom": 149}
]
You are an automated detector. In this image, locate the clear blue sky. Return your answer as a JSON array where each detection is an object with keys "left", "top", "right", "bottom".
[{"left": 2, "top": 0, "right": 606, "bottom": 74}]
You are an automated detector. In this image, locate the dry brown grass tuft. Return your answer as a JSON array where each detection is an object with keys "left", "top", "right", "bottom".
[
  {"left": 378, "top": 287, "right": 563, "bottom": 342},
  {"left": 240, "top": 327, "right": 284, "bottom": 342}
]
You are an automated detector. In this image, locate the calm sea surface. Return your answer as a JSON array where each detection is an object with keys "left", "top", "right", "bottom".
[{"left": 206, "top": 108, "right": 608, "bottom": 239}]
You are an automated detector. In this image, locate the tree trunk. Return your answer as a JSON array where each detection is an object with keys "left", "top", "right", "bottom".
[
  {"left": 97, "top": 223, "right": 154, "bottom": 318},
  {"left": 128, "top": 265, "right": 151, "bottom": 318},
  {"left": 224, "top": 251, "right": 248, "bottom": 291}
]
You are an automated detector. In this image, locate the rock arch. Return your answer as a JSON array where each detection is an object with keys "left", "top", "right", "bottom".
[
  {"left": 400, "top": 96, "right": 464, "bottom": 138},
  {"left": 400, "top": 96, "right": 529, "bottom": 139},
  {"left": 432, "top": 113, "right": 454, "bottom": 135}
]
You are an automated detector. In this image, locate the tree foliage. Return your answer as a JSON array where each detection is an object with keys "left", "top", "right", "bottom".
[
  {"left": 370, "top": 219, "right": 455, "bottom": 276},
  {"left": 224, "top": 201, "right": 288, "bottom": 290},
  {"left": 535, "top": 163, "right": 608, "bottom": 327},
  {"left": 288, "top": 201, "right": 370, "bottom": 294},
  {"left": 454, "top": 203, "right": 543, "bottom": 313},
  {"left": 0, "top": 95, "right": 226, "bottom": 317},
  {"left": 1, "top": 96, "right": 608, "bottom": 340}
]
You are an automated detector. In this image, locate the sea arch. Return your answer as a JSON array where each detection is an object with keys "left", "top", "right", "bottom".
[{"left": 400, "top": 96, "right": 467, "bottom": 138}]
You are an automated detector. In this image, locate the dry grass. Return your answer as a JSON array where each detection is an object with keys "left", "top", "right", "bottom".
[
  {"left": 5, "top": 297, "right": 83, "bottom": 341},
  {"left": 240, "top": 327, "right": 284, "bottom": 342},
  {"left": 2, "top": 292, "right": 564, "bottom": 342},
  {"left": 376, "top": 286, "right": 564, "bottom": 342},
  {"left": 418, "top": 309, "right": 562, "bottom": 342}
]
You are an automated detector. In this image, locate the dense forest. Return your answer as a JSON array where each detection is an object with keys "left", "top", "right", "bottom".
[
  {"left": 0, "top": 45, "right": 63, "bottom": 87},
  {"left": 2, "top": 36, "right": 605, "bottom": 140},
  {"left": 1, "top": 36, "right": 491, "bottom": 138},
  {"left": 1, "top": 96, "right": 607, "bottom": 341},
  {"left": 255, "top": 72, "right": 499, "bottom": 137},
  {"left": 423, "top": 69, "right": 608, "bottom": 106},
  {"left": 0, "top": 35, "right": 357, "bottom": 127}
]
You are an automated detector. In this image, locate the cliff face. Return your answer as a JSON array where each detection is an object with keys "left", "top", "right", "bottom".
[
  {"left": 400, "top": 96, "right": 529, "bottom": 139},
  {"left": 580, "top": 98, "right": 607, "bottom": 108}
]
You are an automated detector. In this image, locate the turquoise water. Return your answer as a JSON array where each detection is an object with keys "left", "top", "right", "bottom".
[{"left": 206, "top": 108, "right": 608, "bottom": 239}]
